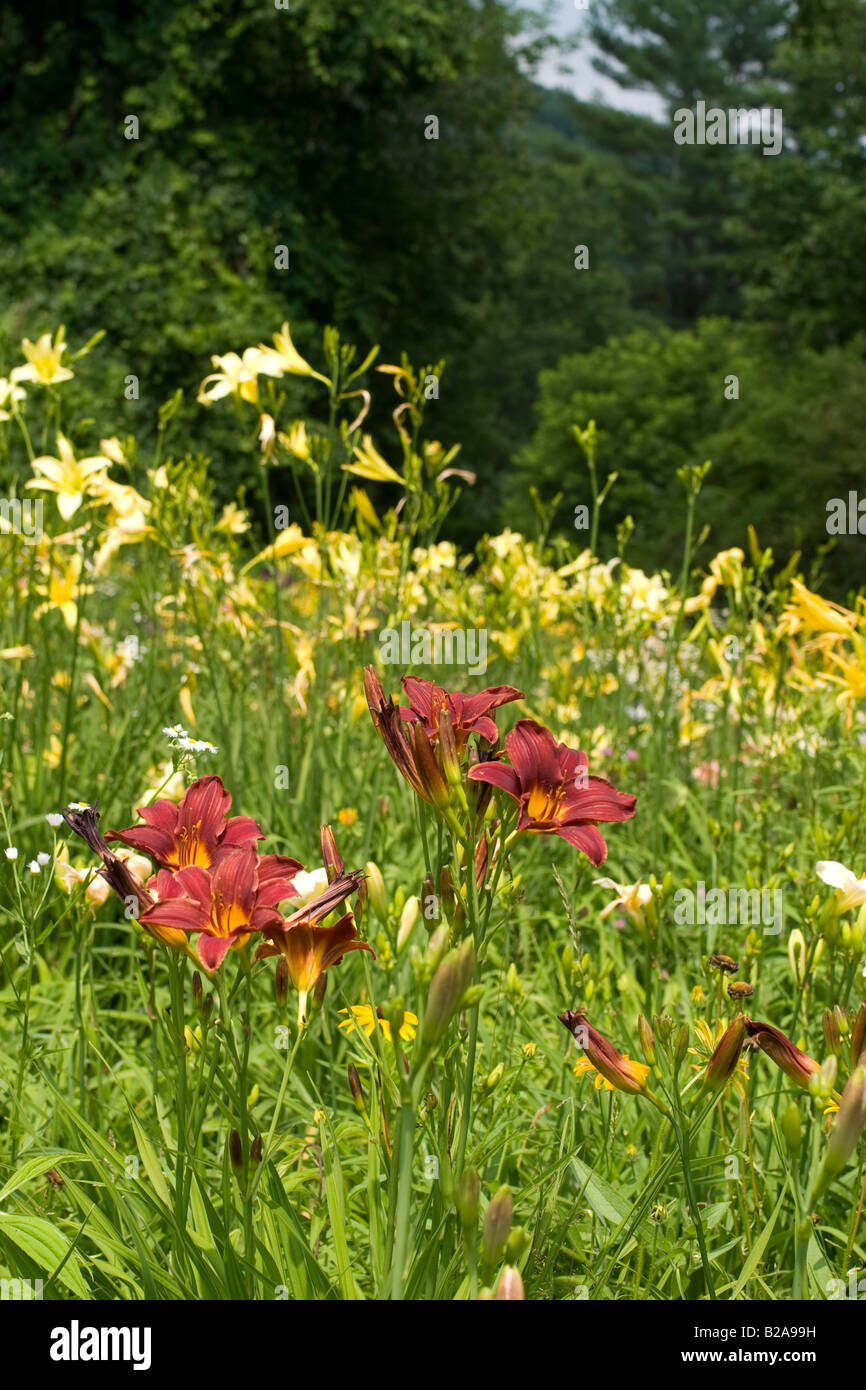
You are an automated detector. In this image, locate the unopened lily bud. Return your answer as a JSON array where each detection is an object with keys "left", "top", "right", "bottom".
[
  {"left": 309, "top": 971, "right": 327, "bottom": 1019},
  {"left": 347, "top": 1063, "right": 365, "bottom": 1111},
  {"left": 495, "top": 1265, "right": 525, "bottom": 1301},
  {"left": 781, "top": 1102, "right": 802, "bottom": 1153},
  {"left": 815, "top": 1065, "right": 866, "bottom": 1196},
  {"left": 386, "top": 996, "right": 407, "bottom": 1042},
  {"left": 412, "top": 722, "right": 450, "bottom": 811},
  {"left": 461, "top": 984, "right": 484, "bottom": 1007},
  {"left": 250, "top": 1135, "right": 263, "bottom": 1167},
  {"left": 828, "top": 1064, "right": 866, "bottom": 1162},
  {"left": 365, "top": 861, "right": 387, "bottom": 924},
  {"left": 506, "top": 1226, "right": 530, "bottom": 1262},
  {"left": 482, "top": 1186, "right": 513, "bottom": 1267},
  {"left": 661, "top": 871, "right": 674, "bottom": 897},
  {"left": 823, "top": 1008, "right": 843, "bottom": 1056},
  {"left": 423, "top": 923, "right": 450, "bottom": 973},
  {"left": 320, "top": 824, "right": 343, "bottom": 883},
  {"left": 397, "top": 895, "right": 420, "bottom": 952},
  {"left": 809, "top": 1054, "right": 837, "bottom": 1099},
  {"left": 228, "top": 1129, "right": 243, "bottom": 1177},
  {"left": 637, "top": 1015, "right": 655, "bottom": 1065},
  {"left": 456, "top": 1169, "right": 480, "bottom": 1230},
  {"left": 201, "top": 994, "right": 214, "bottom": 1024},
  {"left": 439, "top": 865, "right": 456, "bottom": 916},
  {"left": 746, "top": 1018, "right": 821, "bottom": 1089},
  {"left": 654, "top": 1014, "right": 674, "bottom": 1045},
  {"left": 787, "top": 929, "right": 807, "bottom": 987},
  {"left": 505, "top": 962, "right": 522, "bottom": 1001},
  {"left": 275, "top": 957, "right": 289, "bottom": 1008},
  {"left": 422, "top": 939, "right": 475, "bottom": 1044},
  {"left": 438, "top": 709, "right": 462, "bottom": 787},
  {"left": 561, "top": 945, "right": 574, "bottom": 972},
  {"left": 485, "top": 1063, "right": 505, "bottom": 1092},
  {"left": 851, "top": 1002, "right": 866, "bottom": 1065},
  {"left": 192, "top": 971, "right": 203, "bottom": 1011},
  {"left": 673, "top": 1023, "right": 690, "bottom": 1070},
  {"left": 703, "top": 1014, "right": 746, "bottom": 1092}
]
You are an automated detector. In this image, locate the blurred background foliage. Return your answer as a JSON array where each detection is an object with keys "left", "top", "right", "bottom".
[{"left": 1, "top": 0, "right": 864, "bottom": 590}]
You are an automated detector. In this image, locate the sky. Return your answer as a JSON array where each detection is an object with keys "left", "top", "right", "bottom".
[{"left": 526, "top": 0, "right": 666, "bottom": 119}]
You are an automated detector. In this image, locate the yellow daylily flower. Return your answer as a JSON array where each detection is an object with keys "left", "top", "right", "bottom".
[
  {"left": 10, "top": 328, "right": 74, "bottom": 386},
  {"left": 257, "top": 322, "right": 330, "bottom": 385},
  {"left": 198, "top": 348, "right": 280, "bottom": 406},
  {"left": 593, "top": 876, "right": 653, "bottom": 927},
  {"left": 0, "top": 376, "right": 27, "bottom": 420},
  {"left": 35, "top": 552, "right": 92, "bottom": 629},
  {"left": 26, "top": 434, "right": 110, "bottom": 520},
  {"left": 777, "top": 580, "right": 858, "bottom": 640},
  {"left": 343, "top": 434, "right": 405, "bottom": 486}
]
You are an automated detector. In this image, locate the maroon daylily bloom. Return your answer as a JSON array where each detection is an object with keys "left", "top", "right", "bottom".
[
  {"left": 139, "top": 846, "right": 302, "bottom": 971},
  {"left": 106, "top": 775, "right": 263, "bottom": 871},
  {"left": 399, "top": 676, "right": 523, "bottom": 754},
  {"left": 256, "top": 869, "right": 370, "bottom": 1025},
  {"left": 467, "top": 719, "right": 636, "bottom": 865}
]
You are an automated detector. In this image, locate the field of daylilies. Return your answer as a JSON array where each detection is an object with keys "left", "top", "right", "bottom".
[{"left": 2, "top": 323, "right": 866, "bottom": 1304}]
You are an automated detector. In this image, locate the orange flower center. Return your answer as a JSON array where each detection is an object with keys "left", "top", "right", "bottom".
[
  {"left": 526, "top": 784, "right": 563, "bottom": 825},
  {"left": 175, "top": 820, "right": 211, "bottom": 868}
]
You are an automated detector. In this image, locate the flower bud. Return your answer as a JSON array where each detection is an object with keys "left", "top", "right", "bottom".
[
  {"left": 456, "top": 1169, "right": 480, "bottom": 1230},
  {"left": 228, "top": 1129, "right": 243, "bottom": 1177},
  {"left": 386, "top": 996, "right": 407, "bottom": 1042},
  {"left": 506, "top": 1226, "right": 530, "bottom": 1262},
  {"left": 703, "top": 1014, "right": 747, "bottom": 1092},
  {"left": 397, "top": 895, "right": 420, "bottom": 953},
  {"left": 320, "top": 824, "right": 343, "bottom": 883},
  {"left": 505, "top": 962, "right": 522, "bottom": 1001},
  {"left": 192, "top": 971, "right": 203, "bottom": 1011},
  {"left": 347, "top": 1063, "right": 365, "bottom": 1111},
  {"left": 781, "top": 1101, "right": 802, "bottom": 1153},
  {"left": 746, "top": 1018, "right": 821, "bottom": 1089},
  {"left": 484, "top": 1063, "right": 505, "bottom": 1092},
  {"left": 275, "top": 956, "right": 288, "bottom": 1008},
  {"left": 637, "top": 1015, "right": 655, "bottom": 1065},
  {"left": 365, "top": 861, "right": 388, "bottom": 924},
  {"left": 494, "top": 1265, "right": 525, "bottom": 1300},
  {"left": 788, "top": 929, "right": 807, "bottom": 987},
  {"left": 823, "top": 1008, "right": 843, "bottom": 1056},
  {"left": 672, "top": 1023, "right": 690, "bottom": 1070},
  {"left": 654, "top": 1014, "right": 674, "bottom": 1045},
  {"left": 421, "top": 939, "right": 475, "bottom": 1044},
  {"left": 250, "top": 1135, "right": 263, "bottom": 1167},
  {"left": 482, "top": 1186, "right": 513, "bottom": 1267},
  {"left": 808, "top": 1053, "right": 837, "bottom": 1099},
  {"left": 815, "top": 1065, "right": 866, "bottom": 1194},
  {"left": 423, "top": 923, "right": 450, "bottom": 973},
  {"left": 438, "top": 709, "right": 462, "bottom": 787},
  {"left": 851, "top": 1002, "right": 866, "bottom": 1065}
]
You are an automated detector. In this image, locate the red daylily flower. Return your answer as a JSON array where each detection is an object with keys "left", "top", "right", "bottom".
[
  {"left": 107, "top": 775, "right": 264, "bottom": 870},
  {"left": 139, "top": 846, "right": 303, "bottom": 971},
  {"left": 256, "top": 870, "right": 371, "bottom": 1025},
  {"left": 399, "top": 676, "right": 523, "bottom": 754},
  {"left": 467, "top": 719, "right": 636, "bottom": 865}
]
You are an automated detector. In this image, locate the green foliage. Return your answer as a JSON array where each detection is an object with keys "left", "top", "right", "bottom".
[{"left": 506, "top": 318, "right": 866, "bottom": 594}]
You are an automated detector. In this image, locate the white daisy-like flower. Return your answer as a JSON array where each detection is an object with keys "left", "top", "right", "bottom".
[
  {"left": 27, "top": 860, "right": 41, "bottom": 874},
  {"left": 163, "top": 724, "right": 188, "bottom": 741},
  {"left": 67, "top": 801, "right": 90, "bottom": 812},
  {"left": 4, "top": 846, "right": 18, "bottom": 860},
  {"left": 191, "top": 739, "right": 218, "bottom": 754},
  {"left": 45, "top": 812, "right": 64, "bottom": 827},
  {"left": 36, "top": 851, "right": 51, "bottom": 867}
]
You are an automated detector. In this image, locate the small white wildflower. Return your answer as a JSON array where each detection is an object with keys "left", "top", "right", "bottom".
[
  {"left": 163, "top": 724, "right": 188, "bottom": 741},
  {"left": 4, "top": 846, "right": 18, "bottom": 861},
  {"left": 36, "top": 852, "right": 51, "bottom": 867},
  {"left": 67, "top": 802, "right": 90, "bottom": 812},
  {"left": 45, "top": 812, "right": 64, "bottom": 828},
  {"left": 191, "top": 739, "right": 218, "bottom": 754},
  {"left": 176, "top": 735, "right": 195, "bottom": 751},
  {"left": 27, "top": 860, "right": 40, "bottom": 874}
]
